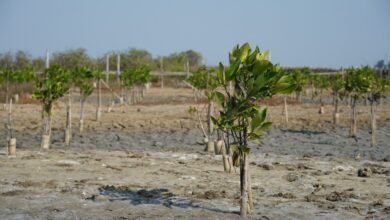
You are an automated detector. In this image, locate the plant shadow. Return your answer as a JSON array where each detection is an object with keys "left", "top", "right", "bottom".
[{"left": 98, "top": 185, "right": 238, "bottom": 215}]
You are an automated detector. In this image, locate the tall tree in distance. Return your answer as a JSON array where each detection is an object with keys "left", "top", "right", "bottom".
[
  {"left": 161, "top": 50, "right": 202, "bottom": 72},
  {"left": 52, "top": 48, "right": 93, "bottom": 70},
  {"left": 14, "top": 51, "right": 32, "bottom": 70}
]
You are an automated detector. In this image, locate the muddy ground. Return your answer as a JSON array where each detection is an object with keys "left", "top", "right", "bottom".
[{"left": 0, "top": 88, "right": 389, "bottom": 220}]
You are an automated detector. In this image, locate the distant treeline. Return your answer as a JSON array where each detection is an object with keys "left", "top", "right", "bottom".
[
  {"left": 0, "top": 48, "right": 389, "bottom": 74},
  {"left": 282, "top": 67, "right": 339, "bottom": 73},
  {"left": 0, "top": 48, "right": 202, "bottom": 73}
]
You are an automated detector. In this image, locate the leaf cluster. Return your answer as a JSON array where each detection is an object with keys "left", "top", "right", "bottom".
[
  {"left": 120, "top": 65, "right": 151, "bottom": 90},
  {"left": 33, "top": 65, "right": 71, "bottom": 115},
  {"left": 0, "top": 68, "right": 36, "bottom": 83},
  {"left": 72, "top": 67, "right": 94, "bottom": 98},
  {"left": 344, "top": 66, "right": 375, "bottom": 98},
  {"left": 211, "top": 43, "right": 295, "bottom": 150},
  {"left": 289, "top": 68, "right": 310, "bottom": 93}
]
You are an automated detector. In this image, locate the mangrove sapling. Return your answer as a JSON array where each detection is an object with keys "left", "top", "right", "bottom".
[
  {"left": 290, "top": 68, "right": 309, "bottom": 102},
  {"left": 73, "top": 67, "right": 94, "bottom": 133},
  {"left": 187, "top": 106, "right": 209, "bottom": 147},
  {"left": 187, "top": 67, "right": 219, "bottom": 149},
  {"left": 313, "top": 75, "right": 330, "bottom": 114},
  {"left": 212, "top": 43, "right": 294, "bottom": 217},
  {"left": 367, "top": 77, "right": 389, "bottom": 147},
  {"left": 95, "top": 70, "right": 103, "bottom": 121},
  {"left": 329, "top": 73, "right": 345, "bottom": 124},
  {"left": 33, "top": 65, "right": 71, "bottom": 149},
  {"left": 344, "top": 67, "right": 372, "bottom": 138},
  {"left": 121, "top": 65, "right": 151, "bottom": 105},
  {"left": 281, "top": 70, "right": 298, "bottom": 127}
]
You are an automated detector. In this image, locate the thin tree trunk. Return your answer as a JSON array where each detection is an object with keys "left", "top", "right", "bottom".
[
  {"left": 333, "top": 93, "right": 339, "bottom": 124},
  {"left": 141, "top": 86, "right": 145, "bottom": 99},
  {"left": 207, "top": 100, "right": 214, "bottom": 138},
  {"left": 96, "top": 79, "right": 101, "bottom": 121},
  {"left": 332, "top": 92, "right": 335, "bottom": 106},
  {"left": 350, "top": 97, "right": 357, "bottom": 137},
  {"left": 370, "top": 99, "right": 377, "bottom": 147},
  {"left": 240, "top": 153, "right": 248, "bottom": 217},
  {"left": 65, "top": 91, "right": 72, "bottom": 146},
  {"left": 319, "top": 92, "right": 325, "bottom": 114},
  {"left": 42, "top": 110, "right": 52, "bottom": 149},
  {"left": 79, "top": 98, "right": 85, "bottom": 133}
]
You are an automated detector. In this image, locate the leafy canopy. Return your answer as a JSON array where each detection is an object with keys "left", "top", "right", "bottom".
[
  {"left": 212, "top": 43, "right": 294, "bottom": 152},
  {"left": 345, "top": 66, "right": 375, "bottom": 98},
  {"left": 120, "top": 65, "right": 151, "bottom": 90},
  {"left": 289, "top": 68, "right": 310, "bottom": 93},
  {"left": 33, "top": 65, "right": 71, "bottom": 115},
  {"left": 72, "top": 67, "right": 94, "bottom": 98}
]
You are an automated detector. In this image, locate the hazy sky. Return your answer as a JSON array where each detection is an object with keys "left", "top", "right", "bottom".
[{"left": 0, "top": 0, "right": 389, "bottom": 68}]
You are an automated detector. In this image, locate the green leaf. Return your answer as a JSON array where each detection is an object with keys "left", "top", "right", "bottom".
[{"left": 239, "top": 43, "right": 251, "bottom": 62}]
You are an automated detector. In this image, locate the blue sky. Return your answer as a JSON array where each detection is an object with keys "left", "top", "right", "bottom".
[{"left": 0, "top": 0, "right": 389, "bottom": 68}]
